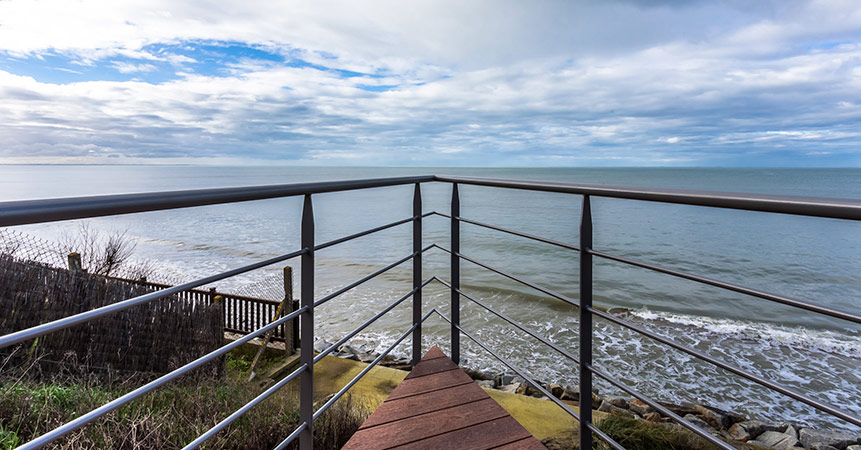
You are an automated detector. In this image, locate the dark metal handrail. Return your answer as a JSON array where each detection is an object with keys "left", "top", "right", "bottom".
[
  {"left": 1, "top": 175, "right": 859, "bottom": 450},
  {"left": 0, "top": 175, "right": 435, "bottom": 227},
  {"left": 435, "top": 175, "right": 861, "bottom": 220}
]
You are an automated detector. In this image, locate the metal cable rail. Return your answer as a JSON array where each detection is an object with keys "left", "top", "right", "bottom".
[{"left": 0, "top": 175, "right": 859, "bottom": 450}]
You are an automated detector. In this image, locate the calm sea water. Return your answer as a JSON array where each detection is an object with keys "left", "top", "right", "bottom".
[{"left": 1, "top": 165, "right": 859, "bottom": 431}]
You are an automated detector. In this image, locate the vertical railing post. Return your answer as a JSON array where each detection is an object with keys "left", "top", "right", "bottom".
[
  {"left": 412, "top": 183, "right": 423, "bottom": 366},
  {"left": 299, "top": 194, "right": 315, "bottom": 450},
  {"left": 579, "top": 195, "right": 593, "bottom": 448},
  {"left": 451, "top": 183, "right": 460, "bottom": 365}
]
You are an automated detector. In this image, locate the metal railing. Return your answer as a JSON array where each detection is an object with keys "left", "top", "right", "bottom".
[{"left": 0, "top": 174, "right": 859, "bottom": 450}]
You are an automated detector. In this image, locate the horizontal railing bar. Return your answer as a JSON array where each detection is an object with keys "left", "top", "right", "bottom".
[
  {"left": 314, "top": 245, "right": 434, "bottom": 308},
  {"left": 272, "top": 421, "right": 307, "bottom": 450},
  {"left": 312, "top": 309, "right": 436, "bottom": 420},
  {"left": 0, "top": 248, "right": 307, "bottom": 350},
  {"left": 590, "top": 249, "right": 861, "bottom": 324},
  {"left": 589, "top": 364, "right": 735, "bottom": 450},
  {"left": 17, "top": 305, "right": 309, "bottom": 450},
  {"left": 315, "top": 278, "right": 436, "bottom": 363},
  {"left": 183, "top": 364, "right": 308, "bottom": 449},
  {"left": 585, "top": 422, "right": 626, "bottom": 450},
  {"left": 433, "top": 277, "right": 580, "bottom": 365},
  {"left": 587, "top": 306, "right": 861, "bottom": 427},
  {"left": 314, "top": 212, "right": 433, "bottom": 253},
  {"left": 433, "top": 244, "right": 579, "bottom": 309},
  {"left": 431, "top": 211, "right": 579, "bottom": 252},
  {"left": 433, "top": 310, "right": 582, "bottom": 422},
  {"left": 0, "top": 175, "right": 436, "bottom": 227},
  {"left": 434, "top": 175, "right": 861, "bottom": 221}
]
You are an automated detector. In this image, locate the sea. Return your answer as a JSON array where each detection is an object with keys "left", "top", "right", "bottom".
[{"left": 1, "top": 165, "right": 859, "bottom": 431}]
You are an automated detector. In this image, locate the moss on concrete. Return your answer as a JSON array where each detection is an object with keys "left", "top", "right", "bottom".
[
  {"left": 307, "top": 356, "right": 407, "bottom": 409},
  {"left": 484, "top": 388, "right": 612, "bottom": 447}
]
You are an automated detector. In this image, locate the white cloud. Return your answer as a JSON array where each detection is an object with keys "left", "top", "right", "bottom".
[
  {"left": 0, "top": 0, "right": 860, "bottom": 165},
  {"left": 112, "top": 62, "right": 158, "bottom": 73}
]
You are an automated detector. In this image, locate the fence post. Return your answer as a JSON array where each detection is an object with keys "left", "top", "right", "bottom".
[
  {"left": 67, "top": 252, "right": 82, "bottom": 272},
  {"left": 299, "top": 194, "right": 315, "bottom": 450},
  {"left": 579, "top": 195, "right": 593, "bottom": 449},
  {"left": 412, "top": 183, "right": 423, "bottom": 366},
  {"left": 451, "top": 183, "right": 460, "bottom": 365},
  {"left": 283, "top": 266, "right": 294, "bottom": 356}
]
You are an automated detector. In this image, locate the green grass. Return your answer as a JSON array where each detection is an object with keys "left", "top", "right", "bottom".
[
  {"left": 0, "top": 352, "right": 367, "bottom": 449},
  {"left": 0, "top": 424, "right": 20, "bottom": 450}
]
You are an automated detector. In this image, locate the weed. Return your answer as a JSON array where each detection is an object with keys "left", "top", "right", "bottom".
[
  {"left": 0, "top": 352, "right": 368, "bottom": 449},
  {"left": 596, "top": 413, "right": 722, "bottom": 450},
  {"left": 0, "top": 425, "right": 20, "bottom": 450}
]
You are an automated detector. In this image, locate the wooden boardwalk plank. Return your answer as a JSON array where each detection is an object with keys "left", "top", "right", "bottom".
[
  {"left": 342, "top": 346, "right": 546, "bottom": 450},
  {"left": 385, "top": 368, "right": 473, "bottom": 400},
  {"left": 344, "top": 398, "right": 507, "bottom": 449},
  {"left": 387, "top": 416, "right": 534, "bottom": 450},
  {"left": 403, "top": 354, "right": 458, "bottom": 380},
  {"left": 359, "top": 383, "right": 488, "bottom": 429},
  {"left": 421, "top": 345, "right": 448, "bottom": 360}
]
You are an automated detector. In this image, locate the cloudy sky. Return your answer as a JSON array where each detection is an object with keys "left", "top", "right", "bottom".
[{"left": 0, "top": 0, "right": 859, "bottom": 166}]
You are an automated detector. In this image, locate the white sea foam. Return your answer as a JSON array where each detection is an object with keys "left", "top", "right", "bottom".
[{"left": 628, "top": 308, "right": 861, "bottom": 358}]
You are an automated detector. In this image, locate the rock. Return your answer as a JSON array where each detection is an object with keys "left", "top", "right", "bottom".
[
  {"left": 604, "top": 396, "right": 629, "bottom": 409},
  {"left": 338, "top": 344, "right": 360, "bottom": 355},
  {"left": 499, "top": 383, "right": 520, "bottom": 394},
  {"left": 548, "top": 383, "right": 564, "bottom": 399},
  {"left": 463, "top": 367, "right": 492, "bottom": 381},
  {"left": 657, "top": 401, "right": 698, "bottom": 417},
  {"left": 750, "top": 430, "right": 801, "bottom": 449},
  {"left": 727, "top": 420, "right": 787, "bottom": 441},
  {"left": 560, "top": 389, "right": 578, "bottom": 402},
  {"left": 683, "top": 414, "right": 719, "bottom": 436},
  {"left": 357, "top": 353, "right": 376, "bottom": 363},
  {"left": 313, "top": 339, "right": 333, "bottom": 353},
  {"left": 729, "top": 420, "right": 783, "bottom": 441},
  {"left": 629, "top": 399, "right": 656, "bottom": 416},
  {"left": 597, "top": 400, "right": 613, "bottom": 413},
  {"left": 799, "top": 428, "right": 861, "bottom": 450},
  {"left": 783, "top": 424, "right": 797, "bottom": 439},
  {"left": 846, "top": 445, "right": 861, "bottom": 450},
  {"left": 541, "top": 437, "right": 576, "bottom": 450},
  {"left": 695, "top": 404, "right": 733, "bottom": 429},
  {"left": 516, "top": 383, "right": 542, "bottom": 396},
  {"left": 809, "top": 445, "right": 840, "bottom": 450},
  {"left": 599, "top": 401, "right": 637, "bottom": 418},
  {"left": 333, "top": 351, "right": 357, "bottom": 360},
  {"left": 591, "top": 392, "right": 602, "bottom": 409},
  {"left": 476, "top": 379, "right": 495, "bottom": 389},
  {"left": 643, "top": 412, "right": 662, "bottom": 422}
]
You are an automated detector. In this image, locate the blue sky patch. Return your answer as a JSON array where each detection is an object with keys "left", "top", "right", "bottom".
[{"left": 0, "top": 40, "right": 387, "bottom": 85}]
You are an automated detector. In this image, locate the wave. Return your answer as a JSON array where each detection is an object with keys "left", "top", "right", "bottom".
[{"left": 626, "top": 308, "right": 861, "bottom": 358}]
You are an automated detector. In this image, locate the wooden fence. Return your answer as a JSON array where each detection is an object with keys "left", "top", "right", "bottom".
[
  {"left": 110, "top": 275, "right": 298, "bottom": 354},
  {"left": 0, "top": 256, "right": 225, "bottom": 377}
]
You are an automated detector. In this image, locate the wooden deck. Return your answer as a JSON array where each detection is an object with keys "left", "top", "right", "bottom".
[{"left": 343, "top": 346, "right": 546, "bottom": 450}]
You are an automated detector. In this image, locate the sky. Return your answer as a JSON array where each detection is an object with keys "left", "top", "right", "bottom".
[{"left": 0, "top": 0, "right": 860, "bottom": 167}]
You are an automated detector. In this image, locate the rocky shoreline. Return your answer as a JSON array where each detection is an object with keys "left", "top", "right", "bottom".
[{"left": 322, "top": 341, "right": 861, "bottom": 450}]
